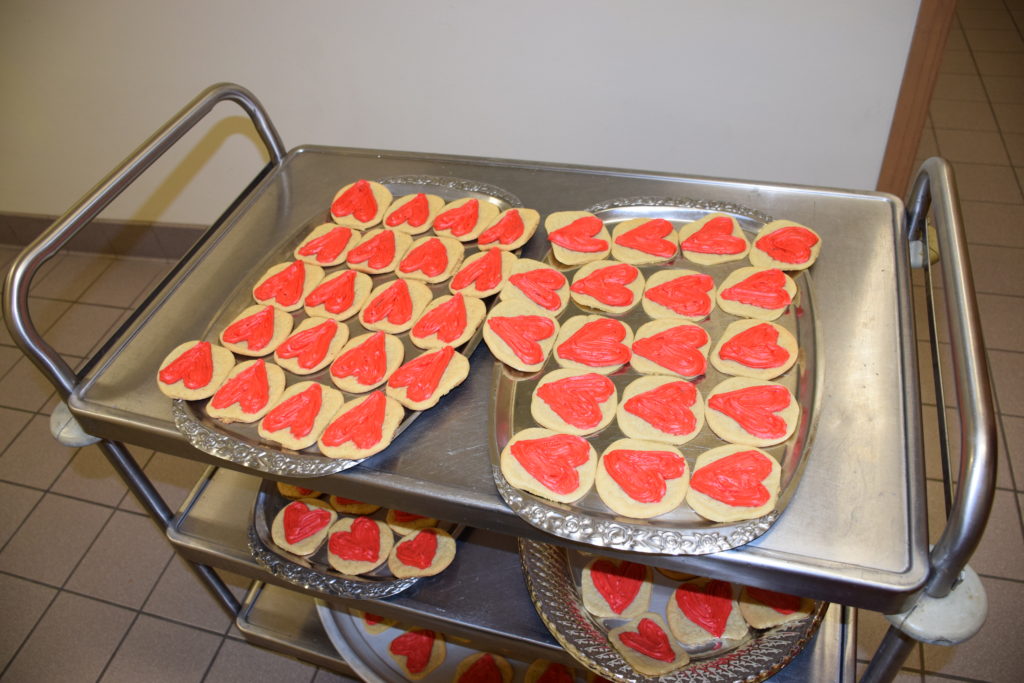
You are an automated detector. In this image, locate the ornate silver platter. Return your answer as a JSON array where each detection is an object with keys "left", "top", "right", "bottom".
[
  {"left": 173, "top": 175, "right": 523, "bottom": 476},
  {"left": 519, "top": 538, "right": 827, "bottom": 683},
  {"left": 490, "top": 198, "right": 821, "bottom": 553},
  {"left": 249, "top": 479, "right": 465, "bottom": 600}
]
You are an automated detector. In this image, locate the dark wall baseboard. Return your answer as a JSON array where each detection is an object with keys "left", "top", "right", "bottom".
[{"left": 0, "top": 212, "right": 206, "bottom": 260}]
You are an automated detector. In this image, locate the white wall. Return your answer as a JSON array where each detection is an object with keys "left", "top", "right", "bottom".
[{"left": 0, "top": 0, "right": 920, "bottom": 226}]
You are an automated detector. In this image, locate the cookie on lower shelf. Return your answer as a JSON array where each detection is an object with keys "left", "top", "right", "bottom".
[
  {"left": 581, "top": 556, "right": 653, "bottom": 619},
  {"left": 388, "top": 527, "right": 457, "bottom": 579},
  {"left": 500, "top": 428, "right": 598, "bottom": 504},
  {"left": 328, "top": 496, "right": 381, "bottom": 516},
  {"left": 325, "top": 516, "right": 394, "bottom": 575},
  {"left": 738, "top": 585, "right": 815, "bottom": 629},
  {"left": 608, "top": 612, "right": 688, "bottom": 676},
  {"left": 277, "top": 482, "right": 321, "bottom": 499},
  {"left": 385, "top": 509, "right": 438, "bottom": 536},
  {"left": 667, "top": 577, "right": 750, "bottom": 647},
  {"left": 270, "top": 498, "right": 336, "bottom": 556},
  {"left": 388, "top": 628, "right": 446, "bottom": 680},
  {"left": 206, "top": 359, "right": 286, "bottom": 424},
  {"left": 156, "top": 340, "right": 234, "bottom": 401},
  {"left": 454, "top": 652, "right": 513, "bottom": 683},
  {"left": 351, "top": 607, "right": 397, "bottom": 635},
  {"left": 524, "top": 660, "right": 577, "bottom": 683}
]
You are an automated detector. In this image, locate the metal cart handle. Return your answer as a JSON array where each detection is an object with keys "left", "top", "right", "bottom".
[{"left": 2, "top": 82, "right": 285, "bottom": 398}]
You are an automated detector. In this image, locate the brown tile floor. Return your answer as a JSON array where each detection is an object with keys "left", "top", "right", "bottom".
[{"left": 2, "top": 4, "right": 1024, "bottom": 680}]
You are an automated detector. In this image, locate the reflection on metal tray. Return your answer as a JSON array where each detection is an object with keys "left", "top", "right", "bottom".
[
  {"left": 249, "top": 479, "right": 465, "bottom": 600},
  {"left": 173, "top": 175, "right": 523, "bottom": 477},
  {"left": 519, "top": 538, "right": 827, "bottom": 683},
  {"left": 491, "top": 198, "right": 820, "bottom": 554}
]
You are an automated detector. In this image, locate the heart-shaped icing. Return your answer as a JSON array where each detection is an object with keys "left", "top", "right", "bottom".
[
  {"left": 535, "top": 373, "right": 614, "bottom": 430},
  {"left": 510, "top": 433, "right": 591, "bottom": 495},
  {"left": 619, "top": 618, "right": 675, "bottom": 663},
  {"left": 548, "top": 215, "right": 608, "bottom": 253},
  {"left": 282, "top": 501, "right": 332, "bottom": 545},
  {"left": 570, "top": 263, "right": 639, "bottom": 307},
  {"left": 305, "top": 270, "right": 359, "bottom": 314},
  {"left": 674, "top": 579, "right": 734, "bottom": 637},
  {"left": 557, "top": 319, "right": 631, "bottom": 368},
  {"left": 720, "top": 269, "right": 791, "bottom": 309},
  {"left": 159, "top": 341, "right": 213, "bottom": 389},
  {"left": 298, "top": 225, "right": 353, "bottom": 264},
  {"left": 222, "top": 306, "right": 276, "bottom": 351},
  {"left": 254, "top": 261, "right": 306, "bottom": 307},
  {"left": 604, "top": 449, "right": 687, "bottom": 503},
  {"left": 623, "top": 381, "right": 697, "bottom": 436},
  {"left": 458, "top": 653, "right": 502, "bottom": 683},
  {"left": 386, "top": 193, "right": 430, "bottom": 228},
  {"left": 331, "top": 179, "right": 378, "bottom": 222},
  {"left": 756, "top": 226, "right": 819, "bottom": 264},
  {"left": 707, "top": 384, "right": 791, "bottom": 438},
  {"left": 533, "top": 662, "right": 573, "bottom": 683},
  {"left": 644, "top": 273, "right": 714, "bottom": 317},
  {"left": 347, "top": 231, "right": 397, "bottom": 270},
  {"left": 615, "top": 218, "right": 676, "bottom": 258},
  {"left": 398, "top": 237, "right": 450, "bottom": 278},
  {"left": 590, "top": 559, "right": 645, "bottom": 614},
  {"left": 328, "top": 516, "right": 381, "bottom": 562},
  {"left": 320, "top": 391, "right": 387, "bottom": 449},
  {"left": 478, "top": 209, "right": 525, "bottom": 246},
  {"left": 395, "top": 529, "right": 438, "bottom": 569},
  {"left": 276, "top": 320, "right": 338, "bottom": 369},
  {"left": 487, "top": 316, "right": 556, "bottom": 365},
  {"left": 680, "top": 216, "right": 745, "bottom": 255},
  {"left": 387, "top": 346, "right": 456, "bottom": 402},
  {"left": 632, "top": 325, "right": 708, "bottom": 376},
  {"left": 690, "top": 450, "right": 774, "bottom": 506},
  {"left": 451, "top": 248, "right": 503, "bottom": 292},
  {"left": 262, "top": 383, "right": 323, "bottom": 438},
  {"left": 746, "top": 586, "right": 802, "bottom": 614},
  {"left": 434, "top": 199, "right": 479, "bottom": 237},
  {"left": 392, "top": 510, "right": 426, "bottom": 523},
  {"left": 412, "top": 294, "right": 467, "bottom": 344},
  {"left": 330, "top": 332, "right": 389, "bottom": 386},
  {"left": 720, "top": 323, "right": 789, "bottom": 369},
  {"left": 362, "top": 280, "right": 414, "bottom": 325},
  {"left": 507, "top": 268, "right": 566, "bottom": 311},
  {"left": 389, "top": 630, "right": 436, "bottom": 674},
  {"left": 210, "top": 361, "right": 270, "bottom": 413}
]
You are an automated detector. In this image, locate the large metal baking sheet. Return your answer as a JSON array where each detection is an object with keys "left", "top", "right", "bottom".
[{"left": 71, "top": 146, "right": 925, "bottom": 612}]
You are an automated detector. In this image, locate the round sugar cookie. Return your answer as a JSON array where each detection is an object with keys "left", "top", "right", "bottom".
[
  {"left": 500, "top": 427, "right": 597, "bottom": 504},
  {"left": 219, "top": 304, "right": 293, "bottom": 357},
  {"left": 449, "top": 248, "right": 516, "bottom": 298},
  {"left": 545, "top": 211, "right": 611, "bottom": 266},
  {"left": 580, "top": 556, "right": 653, "bottom": 619},
  {"left": 641, "top": 269, "right": 716, "bottom": 321},
  {"left": 329, "top": 331, "right": 405, "bottom": 393},
  {"left": 328, "top": 496, "right": 381, "bottom": 516},
  {"left": 616, "top": 375, "right": 704, "bottom": 446},
  {"left": 303, "top": 269, "right": 373, "bottom": 321},
  {"left": 524, "top": 660, "right": 576, "bottom": 683},
  {"left": 596, "top": 438, "right": 689, "bottom": 519},
  {"left": 325, "top": 516, "right": 393, "bottom": 575},
  {"left": 273, "top": 317, "right": 349, "bottom": 375},
  {"left": 477, "top": 208, "right": 540, "bottom": 252},
  {"left": 553, "top": 315, "right": 633, "bottom": 375},
  {"left": 359, "top": 278, "right": 433, "bottom": 334},
  {"left": 387, "top": 527, "right": 456, "bottom": 579},
  {"left": 206, "top": 359, "right": 286, "bottom": 424},
  {"left": 611, "top": 217, "right": 678, "bottom": 264},
  {"left": 382, "top": 192, "right": 445, "bottom": 235},
  {"left": 270, "top": 498, "right": 336, "bottom": 556},
  {"left": 608, "top": 613, "right": 688, "bottom": 677},
  {"left": 386, "top": 346, "right": 470, "bottom": 411},
  {"left": 677, "top": 213, "right": 750, "bottom": 266},
  {"left": 568, "top": 260, "right": 644, "bottom": 314},
  {"left": 685, "top": 445, "right": 782, "bottom": 522},
  {"left": 749, "top": 220, "right": 821, "bottom": 271},
  {"left": 409, "top": 293, "right": 486, "bottom": 350},
  {"left": 330, "top": 179, "right": 392, "bottom": 228},
  {"left": 257, "top": 381, "right": 344, "bottom": 451},
  {"left": 716, "top": 266, "right": 796, "bottom": 321},
  {"left": 385, "top": 509, "right": 438, "bottom": 536},
  {"left": 277, "top": 482, "right": 321, "bottom": 499},
  {"left": 156, "top": 340, "right": 235, "bottom": 400},
  {"left": 667, "top": 577, "right": 750, "bottom": 646},
  {"left": 387, "top": 628, "right": 446, "bottom": 680},
  {"left": 631, "top": 319, "right": 710, "bottom": 379},
  {"left": 530, "top": 368, "right": 617, "bottom": 436},
  {"left": 294, "top": 223, "right": 356, "bottom": 267},
  {"left": 317, "top": 390, "right": 405, "bottom": 459},
  {"left": 705, "top": 377, "right": 798, "bottom": 447},
  {"left": 739, "top": 585, "right": 815, "bottom": 629},
  {"left": 252, "top": 260, "right": 324, "bottom": 312},
  {"left": 351, "top": 608, "right": 397, "bottom": 635},
  {"left": 395, "top": 234, "right": 464, "bottom": 283},
  {"left": 499, "top": 258, "right": 570, "bottom": 315},
  {"left": 432, "top": 197, "right": 500, "bottom": 242},
  {"left": 454, "top": 653, "right": 513, "bottom": 683},
  {"left": 345, "top": 228, "right": 412, "bottom": 275},
  {"left": 710, "top": 319, "right": 798, "bottom": 380},
  {"left": 483, "top": 300, "right": 559, "bottom": 373}
]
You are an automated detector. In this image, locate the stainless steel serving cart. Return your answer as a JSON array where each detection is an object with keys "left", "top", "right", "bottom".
[{"left": 3, "top": 84, "right": 995, "bottom": 682}]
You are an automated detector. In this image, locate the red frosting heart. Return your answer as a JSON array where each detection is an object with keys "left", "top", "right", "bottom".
[
  {"left": 434, "top": 199, "right": 479, "bottom": 237},
  {"left": 570, "top": 263, "right": 639, "bottom": 307},
  {"left": 159, "top": 341, "right": 213, "bottom": 389},
  {"left": 210, "top": 361, "right": 270, "bottom": 413},
  {"left": 389, "top": 630, "right": 436, "bottom": 674},
  {"left": 720, "top": 269, "right": 791, "bottom": 309},
  {"left": 386, "top": 193, "right": 430, "bottom": 228},
  {"left": 275, "top": 320, "right": 338, "bottom": 369},
  {"left": 690, "top": 450, "right": 774, "bottom": 506},
  {"left": 510, "top": 433, "right": 591, "bottom": 495},
  {"left": 707, "top": 384, "right": 791, "bottom": 439},
  {"left": 254, "top": 261, "right": 306, "bottom": 307},
  {"left": 331, "top": 179, "right": 378, "bottom": 222},
  {"left": 590, "top": 559, "right": 645, "bottom": 614},
  {"left": 362, "top": 280, "right": 413, "bottom": 326},
  {"left": 535, "top": 373, "right": 614, "bottom": 430},
  {"left": 623, "top": 381, "right": 697, "bottom": 436},
  {"left": 451, "top": 248, "right": 503, "bottom": 292},
  {"left": 330, "top": 332, "right": 389, "bottom": 386},
  {"left": 346, "top": 231, "right": 397, "bottom": 270},
  {"left": 534, "top": 662, "right": 573, "bottom": 683},
  {"left": 604, "top": 449, "right": 687, "bottom": 504},
  {"left": 756, "top": 225, "right": 819, "bottom": 264},
  {"left": 644, "top": 273, "right": 714, "bottom": 317},
  {"left": 297, "top": 225, "right": 353, "bottom": 264},
  {"left": 614, "top": 218, "right": 676, "bottom": 258},
  {"left": 329, "top": 516, "right": 381, "bottom": 562},
  {"left": 674, "top": 579, "right": 734, "bottom": 637},
  {"left": 618, "top": 618, "right": 675, "bottom": 663},
  {"left": 395, "top": 529, "right": 438, "bottom": 569},
  {"left": 507, "top": 268, "right": 566, "bottom": 311},
  {"left": 548, "top": 215, "right": 608, "bottom": 253},
  {"left": 320, "top": 391, "right": 387, "bottom": 449},
  {"left": 720, "top": 323, "right": 789, "bottom": 369},
  {"left": 487, "top": 316, "right": 556, "bottom": 365},
  {"left": 412, "top": 294, "right": 468, "bottom": 344},
  {"left": 556, "top": 318, "right": 631, "bottom": 368},
  {"left": 398, "top": 237, "right": 450, "bottom": 278},
  {"left": 457, "top": 653, "right": 503, "bottom": 683},
  {"left": 680, "top": 215, "right": 746, "bottom": 255},
  {"left": 282, "top": 501, "right": 332, "bottom": 545},
  {"left": 305, "top": 270, "right": 359, "bottom": 314},
  {"left": 632, "top": 324, "right": 708, "bottom": 377},
  {"left": 478, "top": 209, "right": 525, "bottom": 246},
  {"left": 387, "top": 346, "right": 456, "bottom": 402},
  {"left": 222, "top": 305, "right": 277, "bottom": 351},
  {"left": 746, "top": 586, "right": 802, "bottom": 614},
  {"left": 262, "top": 383, "right": 323, "bottom": 439}
]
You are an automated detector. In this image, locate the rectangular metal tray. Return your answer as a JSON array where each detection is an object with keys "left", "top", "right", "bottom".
[{"left": 76, "top": 145, "right": 926, "bottom": 612}]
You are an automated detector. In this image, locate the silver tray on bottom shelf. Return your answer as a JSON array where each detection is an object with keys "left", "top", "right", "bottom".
[
  {"left": 490, "top": 198, "right": 820, "bottom": 554},
  {"left": 172, "top": 174, "right": 523, "bottom": 477},
  {"left": 519, "top": 538, "right": 827, "bottom": 683},
  {"left": 249, "top": 478, "right": 464, "bottom": 600}
]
